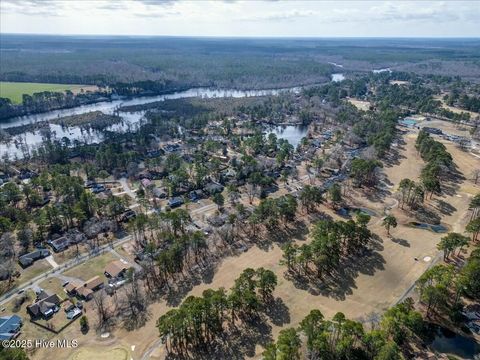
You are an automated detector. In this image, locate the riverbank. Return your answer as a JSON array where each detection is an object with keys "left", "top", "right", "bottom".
[
  {"left": 0, "top": 79, "right": 334, "bottom": 124},
  {"left": 2, "top": 111, "right": 122, "bottom": 137}
]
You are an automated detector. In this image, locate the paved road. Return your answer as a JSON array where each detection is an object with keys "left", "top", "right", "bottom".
[{"left": 0, "top": 235, "right": 133, "bottom": 306}]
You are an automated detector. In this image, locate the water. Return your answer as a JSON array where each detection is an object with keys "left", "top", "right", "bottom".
[
  {"left": 265, "top": 125, "right": 309, "bottom": 149},
  {"left": 0, "top": 87, "right": 302, "bottom": 130},
  {"left": 409, "top": 222, "right": 448, "bottom": 233},
  {"left": 399, "top": 118, "right": 417, "bottom": 127},
  {"left": 372, "top": 68, "right": 392, "bottom": 74},
  {"left": 331, "top": 73, "right": 345, "bottom": 82},
  {"left": 0, "top": 75, "right": 346, "bottom": 158},
  {"left": 430, "top": 327, "right": 480, "bottom": 359},
  {"left": 0, "top": 86, "right": 302, "bottom": 158}
]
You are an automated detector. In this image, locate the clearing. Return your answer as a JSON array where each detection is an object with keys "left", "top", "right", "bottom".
[
  {"left": 63, "top": 252, "right": 117, "bottom": 282},
  {"left": 347, "top": 98, "right": 371, "bottom": 111},
  {"left": 0, "top": 81, "right": 99, "bottom": 104},
  {"left": 434, "top": 94, "right": 480, "bottom": 119}
]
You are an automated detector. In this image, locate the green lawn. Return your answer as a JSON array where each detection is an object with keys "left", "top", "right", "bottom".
[{"left": 0, "top": 81, "right": 96, "bottom": 104}]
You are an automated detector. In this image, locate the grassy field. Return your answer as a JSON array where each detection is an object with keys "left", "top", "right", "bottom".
[
  {"left": 63, "top": 252, "right": 117, "bottom": 282},
  {"left": 0, "top": 81, "right": 98, "bottom": 104},
  {"left": 69, "top": 347, "right": 130, "bottom": 360}
]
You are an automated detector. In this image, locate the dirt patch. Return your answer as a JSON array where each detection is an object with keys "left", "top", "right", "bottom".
[
  {"left": 347, "top": 98, "right": 371, "bottom": 111},
  {"left": 69, "top": 347, "right": 129, "bottom": 360}
]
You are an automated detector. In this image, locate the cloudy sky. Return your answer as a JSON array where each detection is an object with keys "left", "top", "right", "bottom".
[{"left": 1, "top": 0, "right": 479, "bottom": 37}]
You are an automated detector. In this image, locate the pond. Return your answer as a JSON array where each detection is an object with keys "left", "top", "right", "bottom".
[
  {"left": 429, "top": 326, "right": 480, "bottom": 359},
  {"left": 409, "top": 222, "right": 449, "bottom": 233},
  {"left": 265, "top": 125, "right": 309, "bottom": 149}
]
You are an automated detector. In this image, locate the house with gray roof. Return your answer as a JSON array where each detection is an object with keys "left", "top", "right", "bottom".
[
  {"left": 18, "top": 249, "right": 50, "bottom": 268},
  {"left": 0, "top": 315, "right": 22, "bottom": 340}
]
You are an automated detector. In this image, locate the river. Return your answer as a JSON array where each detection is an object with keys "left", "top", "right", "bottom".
[{"left": 0, "top": 78, "right": 342, "bottom": 158}]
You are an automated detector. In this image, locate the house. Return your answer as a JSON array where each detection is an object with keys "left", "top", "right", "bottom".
[
  {"left": 47, "top": 230, "right": 87, "bottom": 253},
  {"left": 141, "top": 178, "right": 152, "bottom": 188},
  {"left": 168, "top": 197, "right": 184, "bottom": 208},
  {"left": 27, "top": 293, "right": 61, "bottom": 319},
  {"left": 91, "top": 184, "right": 106, "bottom": 194},
  {"left": 18, "top": 169, "right": 37, "bottom": 180},
  {"left": 204, "top": 182, "right": 224, "bottom": 195},
  {"left": 18, "top": 249, "right": 50, "bottom": 268},
  {"left": 189, "top": 190, "right": 204, "bottom": 202},
  {"left": 76, "top": 287, "right": 94, "bottom": 300},
  {"left": 207, "top": 215, "right": 226, "bottom": 227},
  {"left": 48, "top": 236, "right": 70, "bottom": 253},
  {"left": 0, "top": 315, "right": 22, "bottom": 340},
  {"left": 423, "top": 127, "right": 443, "bottom": 135},
  {"left": 120, "top": 209, "right": 136, "bottom": 222},
  {"left": 152, "top": 187, "right": 167, "bottom": 199},
  {"left": 64, "top": 282, "right": 80, "bottom": 296},
  {"left": 146, "top": 149, "right": 163, "bottom": 158},
  {"left": 104, "top": 260, "right": 129, "bottom": 279},
  {"left": 163, "top": 143, "right": 181, "bottom": 153},
  {"left": 76, "top": 276, "right": 104, "bottom": 300},
  {"left": 62, "top": 300, "right": 76, "bottom": 313}
]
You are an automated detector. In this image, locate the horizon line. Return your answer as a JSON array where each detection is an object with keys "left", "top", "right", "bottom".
[{"left": 1, "top": 32, "right": 480, "bottom": 40}]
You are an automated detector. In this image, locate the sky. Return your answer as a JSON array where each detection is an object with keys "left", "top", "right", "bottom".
[{"left": 1, "top": 0, "right": 479, "bottom": 38}]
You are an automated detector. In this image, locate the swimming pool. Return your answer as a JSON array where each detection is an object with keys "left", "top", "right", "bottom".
[{"left": 399, "top": 118, "right": 417, "bottom": 127}]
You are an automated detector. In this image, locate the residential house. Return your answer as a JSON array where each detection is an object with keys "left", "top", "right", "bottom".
[
  {"left": 91, "top": 184, "right": 106, "bottom": 194},
  {"left": 163, "top": 143, "right": 181, "bottom": 153},
  {"left": 64, "top": 282, "right": 81, "bottom": 297},
  {"left": 48, "top": 230, "right": 87, "bottom": 253},
  {"left": 188, "top": 190, "right": 204, "bottom": 202},
  {"left": 0, "top": 315, "right": 22, "bottom": 340},
  {"left": 152, "top": 187, "right": 167, "bottom": 199},
  {"left": 76, "top": 276, "right": 104, "bottom": 301},
  {"left": 27, "top": 293, "right": 61, "bottom": 319},
  {"left": 62, "top": 300, "right": 76, "bottom": 313},
  {"left": 423, "top": 127, "right": 443, "bottom": 135},
  {"left": 104, "top": 260, "right": 130, "bottom": 279},
  {"left": 119, "top": 209, "right": 136, "bottom": 222},
  {"left": 204, "top": 182, "right": 224, "bottom": 195},
  {"left": 18, "top": 249, "right": 50, "bottom": 268},
  {"left": 207, "top": 215, "right": 226, "bottom": 227},
  {"left": 168, "top": 197, "right": 184, "bottom": 208},
  {"left": 141, "top": 178, "right": 152, "bottom": 188}
]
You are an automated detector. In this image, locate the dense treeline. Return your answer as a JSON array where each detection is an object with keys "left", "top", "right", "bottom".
[
  {"left": 281, "top": 216, "right": 373, "bottom": 278},
  {"left": 156, "top": 267, "right": 277, "bottom": 355},
  {"left": 443, "top": 91, "right": 480, "bottom": 113},
  {"left": 415, "top": 129, "right": 454, "bottom": 198},
  {"left": 263, "top": 299, "right": 424, "bottom": 360}
]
